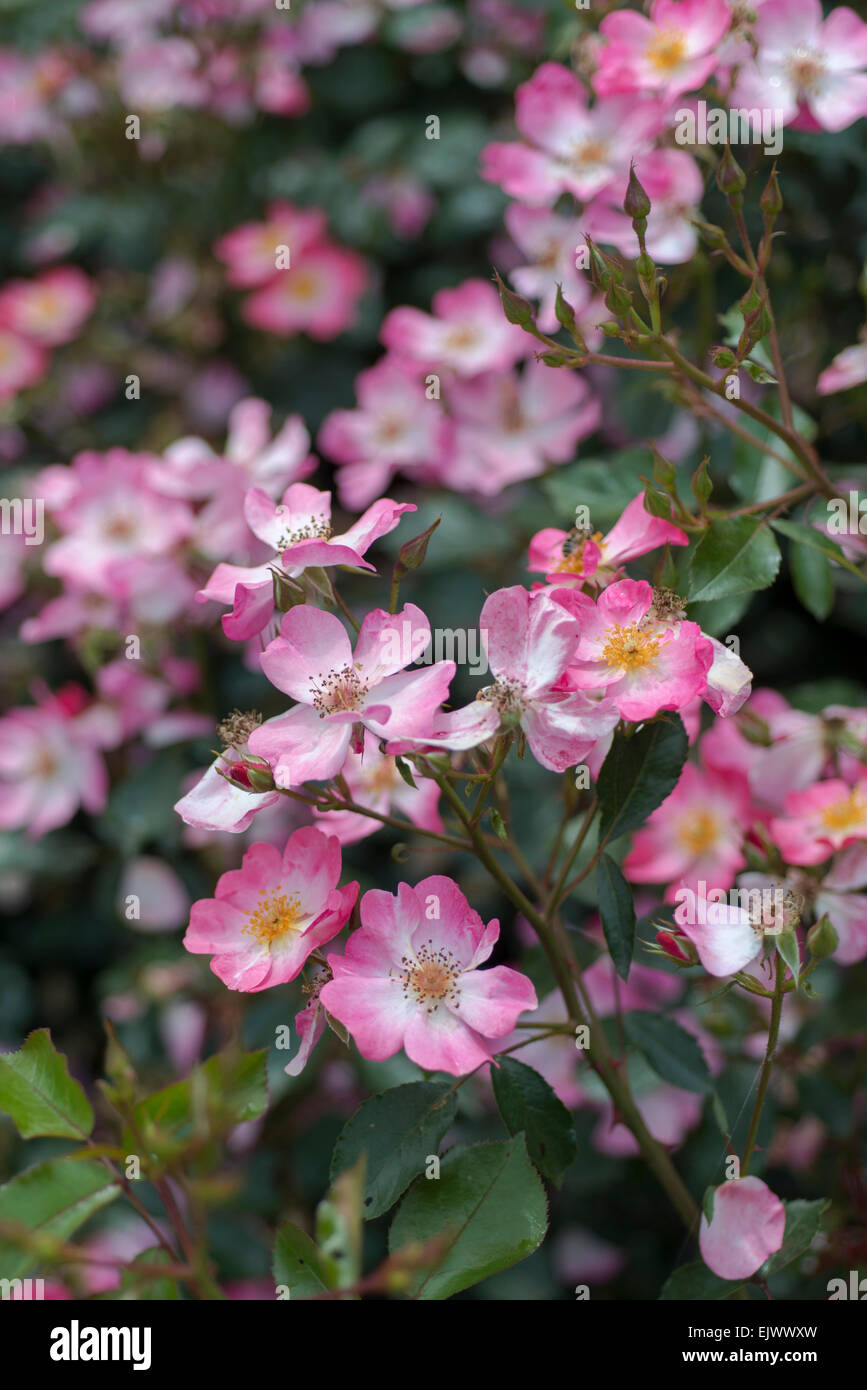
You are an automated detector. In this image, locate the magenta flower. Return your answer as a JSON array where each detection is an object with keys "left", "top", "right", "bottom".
[
  {"left": 529, "top": 492, "right": 688, "bottom": 587},
  {"left": 593, "top": 0, "right": 731, "bottom": 101},
  {"left": 248, "top": 603, "right": 455, "bottom": 786},
  {"left": 381, "top": 278, "right": 527, "bottom": 376},
  {"left": 214, "top": 201, "right": 328, "bottom": 289},
  {"left": 392, "top": 587, "right": 619, "bottom": 773},
  {"left": 624, "top": 759, "right": 753, "bottom": 902},
  {"left": 197, "top": 484, "right": 415, "bottom": 641},
  {"left": 0, "top": 327, "right": 45, "bottom": 399},
  {"left": 319, "top": 876, "right": 538, "bottom": 1075},
  {"left": 183, "top": 828, "right": 358, "bottom": 991},
  {"left": 557, "top": 578, "right": 713, "bottom": 722},
  {"left": 818, "top": 339, "right": 867, "bottom": 395},
  {"left": 699, "top": 1178, "right": 786, "bottom": 1280},
  {"left": 770, "top": 778, "right": 867, "bottom": 866},
  {"left": 481, "top": 62, "right": 664, "bottom": 204},
  {"left": 815, "top": 844, "right": 867, "bottom": 965}
]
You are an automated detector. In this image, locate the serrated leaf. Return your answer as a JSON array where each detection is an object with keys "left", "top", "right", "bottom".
[
  {"left": 596, "top": 853, "right": 636, "bottom": 981},
  {"left": 389, "top": 1137, "right": 548, "bottom": 1299},
  {"left": 0, "top": 1159, "right": 119, "bottom": 1280},
  {"left": 688, "top": 517, "right": 781, "bottom": 603},
  {"left": 597, "top": 716, "right": 687, "bottom": 844},
  {"left": 330, "top": 1082, "right": 458, "bottom": 1220},
  {"left": 491, "top": 1058, "right": 577, "bottom": 1187},
  {"left": 624, "top": 1012, "right": 713, "bottom": 1094},
  {"left": 0, "top": 1030, "right": 93, "bottom": 1140},
  {"left": 273, "top": 1222, "right": 331, "bottom": 1299}
]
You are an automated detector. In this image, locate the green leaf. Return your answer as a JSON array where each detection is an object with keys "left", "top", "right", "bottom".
[
  {"left": 660, "top": 1262, "right": 746, "bottom": 1300},
  {"left": 0, "top": 1029, "right": 93, "bottom": 1139},
  {"left": 597, "top": 715, "right": 687, "bottom": 844},
  {"left": 129, "top": 1048, "right": 268, "bottom": 1158},
  {"left": 624, "top": 1012, "right": 713, "bottom": 1093},
  {"left": 766, "top": 1198, "right": 829, "bottom": 1275},
  {"left": 596, "top": 854, "right": 637, "bottom": 981},
  {"left": 776, "top": 929, "right": 800, "bottom": 983},
  {"left": 0, "top": 1158, "right": 119, "bottom": 1280},
  {"left": 394, "top": 756, "right": 418, "bottom": 790},
  {"left": 330, "top": 1082, "right": 458, "bottom": 1220},
  {"left": 491, "top": 1059, "right": 578, "bottom": 1187},
  {"left": 687, "top": 517, "right": 781, "bottom": 602},
  {"left": 771, "top": 518, "right": 867, "bottom": 583},
  {"left": 273, "top": 1222, "right": 331, "bottom": 1300},
  {"left": 789, "top": 536, "right": 833, "bottom": 621},
  {"left": 388, "top": 1137, "right": 548, "bottom": 1299}
]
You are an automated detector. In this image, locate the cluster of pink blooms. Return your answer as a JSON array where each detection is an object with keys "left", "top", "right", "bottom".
[
  {"left": 482, "top": 0, "right": 867, "bottom": 289},
  {"left": 214, "top": 201, "right": 368, "bottom": 341},
  {"left": 0, "top": 267, "right": 95, "bottom": 403},
  {"left": 318, "top": 277, "right": 600, "bottom": 506}
]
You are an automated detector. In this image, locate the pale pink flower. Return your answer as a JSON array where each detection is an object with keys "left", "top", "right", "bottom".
[
  {"left": 319, "top": 876, "right": 537, "bottom": 1075},
  {"left": 214, "top": 202, "right": 329, "bottom": 289},
  {"left": 557, "top": 578, "right": 713, "bottom": 722},
  {"left": 770, "top": 778, "right": 867, "bottom": 866},
  {"left": 815, "top": 844, "right": 867, "bottom": 965},
  {"left": 580, "top": 149, "right": 703, "bottom": 265},
  {"left": 184, "top": 829, "right": 358, "bottom": 991},
  {"left": 528, "top": 492, "right": 688, "bottom": 587},
  {"left": 0, "top": 695, "right": 109, "bottom": 838},
  {"left": 730, "top": 0, "right": 867, "bottom": 133},
  {"left": 624, "top": 759, "right": 753, "bottom": 902},
  {"left": 817, "top": 340, "right": 867, "bottom": 394},
  {"left": 481, "top": 62, "right": 664, "bottom": 203},
  {"left": 319, "top": 357, "right": 451, "bottom": 508},
  {"left": 504, "top": 205, "right": 605, "bottom": 339},
  {"left": 243, "top": 243, "right": 368, "bottom": 340},
  {"left": 699, "top": 1177, "right": 785, "bottom": 1280},
  {"left": 119, "top": 856, "right": 190, "bottom": 932},
  {"left": 312, "top": 729, "right": 443, "bottom": 844},
  {"left": 441, "top": 360, "right": 600, "bottom": 495},
  {"left": 248, "top": 604, "right": 456, "bottom": 786},
  {"left": 116, "top": 38, "right": 208, "bottom": 111},
  {"left": 175, "top": 748, "right": 283, "bottom": 835},
  {"left": 392, "top": 587, "right": 620, "bottom": 773},
  {"left": 198, "top": 485, "right": 414, "bottom": 641},
  {"left": 593, "top": 0, "right": 731, "bottom": 101},
  {"left": 381, "top": 278, "right": 527, "bottom": 376}
]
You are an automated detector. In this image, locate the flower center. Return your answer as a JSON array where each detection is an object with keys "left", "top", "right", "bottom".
[
  {"left": 476, "top": 676, "right": 526, "bottom": 718},
  {"left": 218, "top": 708, "right": 263, "bottom": 749},
  {"left": 819, "top": 789, "right": 867, "bottom": 833},
  {"left": 645, "top": 29, "right": 687, "bottom": 75},
  {"left": 676, "top": 809, "right": 720, "bottom": 855},
  {"left": 243, "top": 891, "right": 305, "bottom": 946},
  {"left": 443, "top": 324, "right": 479, "bottom": 353},
  {"left": 552, "top": 526, "right": 601, "bottom": 574},
  {"left": 289, "top": 269, "right": 320, "bottom": 301},
  {"left": 275, "top": 519, "right": 332, "bottom": 550},
  {"left": 399, "top": 942, "right": 461, "bottom": 1012},
  {"left": 365, "top": 759, "right": 399, "bottom": 796},
  {"left": 601, "top": 621, "right": 661, "bottom": 670},
  {"left": 569, "top": 138, "right": 609, "bottom": 171},
  {"left": 786, "top": 46, "right": 826, "bottom": 94},
  {"left": 310, "top": 663, "right": 368, "bottom": 717}
]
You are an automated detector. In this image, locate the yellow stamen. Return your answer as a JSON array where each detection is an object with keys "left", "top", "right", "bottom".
[
  {"left": 676, "top": 810, "right": 720, "bottom": 855},
  {"left": 243, "top": 891, "right": 305, "bottom": 946},
  {"left": 645, "top": 29, "right": 687, "bottom": 75},
  {"left": 819, "top": 790, "right": 867, "bottom": 833},
  {"left": 601, "top": 621, "right": 661, "bottom": 670}
]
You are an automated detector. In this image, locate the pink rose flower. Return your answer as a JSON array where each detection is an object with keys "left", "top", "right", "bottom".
[
  {"left": 528, "top": 492, "right": 688, "bottom": 587},
  {"left": 593, "top": 0, "right": 731, "bottom": 101},
  {"left": 184, "top": 828, "right": 358, "bottom": 991},
  {"left": 770, "top": 778, "right": 867, "bottom": 866},
  {"left": 319, "top": 876, "right": 537, "bottom": 1074},
  {"left": 381, "top": 278, "right": 528, "bottom": 376},
  {"left": 699, "top": 1177, "right": 786, "bottom": 1280}
]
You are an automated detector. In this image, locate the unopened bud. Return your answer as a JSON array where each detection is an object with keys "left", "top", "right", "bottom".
[
  {"left": 624, "top": 164, "right": 651, "bottom": 221},
  {"left": 716, "top": 144, "right": 746, "bottom": 199},
  {"left": 760, "top": 164, "right": 782, "bottom": 223},
  {"left": 806, "top": 914, "right": 838, "bottom": 960}
]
